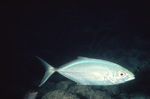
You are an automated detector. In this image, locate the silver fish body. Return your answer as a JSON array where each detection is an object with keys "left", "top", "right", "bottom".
[{"left": 36, "top": 56, "right": 135, "bottom": 87}]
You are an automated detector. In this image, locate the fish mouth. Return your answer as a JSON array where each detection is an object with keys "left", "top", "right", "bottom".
[{"left": 127, "top": 76, "right": 135, "bottom": 81}]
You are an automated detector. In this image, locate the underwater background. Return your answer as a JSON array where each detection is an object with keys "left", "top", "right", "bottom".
[{"left": 1, "top": 0, "right": 150, "bottom": 99}]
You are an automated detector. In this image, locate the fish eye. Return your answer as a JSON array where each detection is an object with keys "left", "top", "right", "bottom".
[
  {"left": 120, "top": 73, "right": 124, "bottom": 76},
  {"left": 118, "top": 71, "right": 126, "bottom": 77}
]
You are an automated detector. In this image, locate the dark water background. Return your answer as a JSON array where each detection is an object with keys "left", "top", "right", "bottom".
[{"left": 1, "top": 0, "right": 150, "bottom": 99}]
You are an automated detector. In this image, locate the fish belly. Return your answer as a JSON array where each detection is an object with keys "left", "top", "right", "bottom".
[{"left": 57, "top": 65, "right": 113, "bottom": 85}]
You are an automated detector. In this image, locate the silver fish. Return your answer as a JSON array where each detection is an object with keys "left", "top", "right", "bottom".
[{"left": 36, "top": 56, "right": 135, "bottom": 87}]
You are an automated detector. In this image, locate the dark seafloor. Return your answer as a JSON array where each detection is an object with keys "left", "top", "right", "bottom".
[{"left": 1, "top": 0, "right": 150, "bottom": 99}]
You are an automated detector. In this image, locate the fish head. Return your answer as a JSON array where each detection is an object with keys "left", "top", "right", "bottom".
[{"left": 109, "top": 65, "right": 135, "bottom": 84}]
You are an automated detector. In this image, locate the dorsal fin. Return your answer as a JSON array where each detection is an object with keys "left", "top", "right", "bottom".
[{"left": 77, "top": 56, "right": 89, "bottom": 59}]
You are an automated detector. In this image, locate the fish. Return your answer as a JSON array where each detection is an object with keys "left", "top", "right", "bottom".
[{"left": 36, "top": 56, "right": 135, "bottom": 87}]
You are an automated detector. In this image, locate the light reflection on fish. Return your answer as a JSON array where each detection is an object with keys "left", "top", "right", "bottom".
[{"left": 36, "top": 56, "right": 135, "bottom": 87}]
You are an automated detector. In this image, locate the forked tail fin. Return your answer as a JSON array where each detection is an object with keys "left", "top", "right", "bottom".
[{"left": 36, "top": 56, "right": 55, "bottom": 87}]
